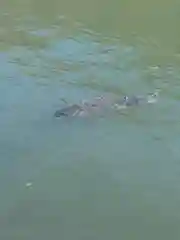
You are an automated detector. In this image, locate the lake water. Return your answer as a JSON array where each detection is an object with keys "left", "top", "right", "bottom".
[{"left": 1, "top": 0, "right": 180, "bottom": 239}]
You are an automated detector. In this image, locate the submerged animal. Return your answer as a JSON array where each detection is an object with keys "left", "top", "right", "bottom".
[
  {"left": 54, "top": 104, "right": 83, "bottom": 117},
  {"left": 113, "top": 92, "right": 159, "bottom": 109},
  {"left": 54, "top": 91, "right": 159, "bottom": 118},
  {"left": 54, "top": 96, "right": 111, "bottom": 118}
]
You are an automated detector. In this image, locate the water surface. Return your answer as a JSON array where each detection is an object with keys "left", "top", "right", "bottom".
[{"left": 1, "top": 0, "right": 180, "bottom": 239}]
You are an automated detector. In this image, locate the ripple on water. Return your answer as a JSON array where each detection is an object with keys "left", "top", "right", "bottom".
[{"left": 1, "top": 13, "right": 180, "bottom": 240}]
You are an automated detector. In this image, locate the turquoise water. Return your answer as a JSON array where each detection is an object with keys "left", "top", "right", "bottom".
[{"left": 1, "top": 1, "right": 180, "bottom": 239}]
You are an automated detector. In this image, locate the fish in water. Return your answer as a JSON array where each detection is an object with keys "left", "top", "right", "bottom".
[
  {"left": 54, "top": 91, "right": 159, "bottom": 118},
  {"left": 113, "top": 91, "right": 159, "bottom": 109},
  {"left": 54, "top": 104, "right": 84, "bottom": 117},
  {"left": 54, "top": 96, "right": 110, "bottom": 118}
]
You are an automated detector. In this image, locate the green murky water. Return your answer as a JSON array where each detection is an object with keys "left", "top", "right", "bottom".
[{"left": 1, "top": 0, "right": 180, "bottom": 239}]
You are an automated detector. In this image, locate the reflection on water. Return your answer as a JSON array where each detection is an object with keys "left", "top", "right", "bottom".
[{"left": 1, "top": 0, "right": 180, "bottom": 239}]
